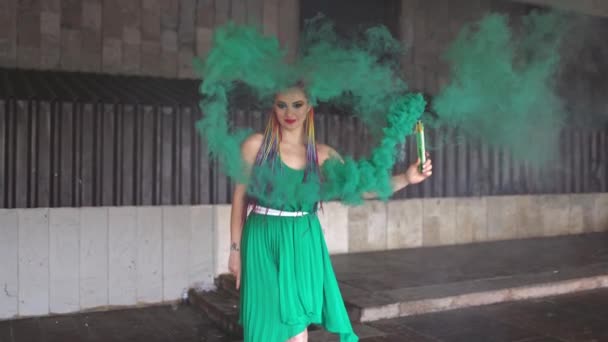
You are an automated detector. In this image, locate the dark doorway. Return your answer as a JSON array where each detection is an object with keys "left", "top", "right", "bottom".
[{"left": 299, "top": 0, "right": 401, "bottom": 39}]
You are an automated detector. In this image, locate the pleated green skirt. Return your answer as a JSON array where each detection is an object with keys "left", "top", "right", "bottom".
[{"left": 239, "top": 212, "right": 358, "bottom": 342}]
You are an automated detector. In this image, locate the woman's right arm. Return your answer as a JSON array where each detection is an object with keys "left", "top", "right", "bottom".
[{"left": 228, "top": 133, "right": 263, "bottom": 289}]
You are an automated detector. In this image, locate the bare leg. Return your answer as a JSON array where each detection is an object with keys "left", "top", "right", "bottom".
[{"left": 286, "top": 329, "right": 308, "bottom": 342}]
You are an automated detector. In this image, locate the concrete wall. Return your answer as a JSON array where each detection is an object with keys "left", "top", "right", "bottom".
[
  {"left": 346, "top": 193, "right": 607, "bottom": 252},
  {"left": 0, "top": 206, "right": 215, "bottom": 320},
  {"left": 1, "top": 193, "right": 607, "bottom": 320},
  {"left": 0, "top": 0, "right": 299, "bottom": 78}
]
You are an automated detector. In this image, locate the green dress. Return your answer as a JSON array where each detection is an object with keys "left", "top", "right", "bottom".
[{"left": 239, "top": 159, "right": 358, "bottom": 342}]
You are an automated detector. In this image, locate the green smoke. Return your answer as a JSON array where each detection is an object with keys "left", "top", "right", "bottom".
[
  {"left": 321, "top": 94, "right": 425, "bottom": 204},
  {"left": 432, "top": 11, "right": 568, "bottom": 165},
  {"left": 194, "top": 19, "right": 423, "bottom": 206},
  {"left": 297, "top": 15, "right": 408, "bottom": 132}
]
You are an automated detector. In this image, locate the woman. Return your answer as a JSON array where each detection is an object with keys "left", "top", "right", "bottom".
[{"left": 229, "top": 86, "right": 432, "bottom": 342}]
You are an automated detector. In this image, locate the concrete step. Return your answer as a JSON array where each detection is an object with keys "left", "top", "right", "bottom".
[
  {"left": 214, "top": 274, "right": 355, "bottom": 332},
  {"left": 215, "top": 273, "right": 240, "bottom": 299},
  {"left": 192, "top": 233, "right": 608, "bottom": 337},
  {"left": 337, "top": 233, "right": 608, "bottom": 322},
  {"left": 187, "top": 287, "right": 243, "bottom": 338},
  {"left": 190, "top": 275, "right": 386, "bottom": 341},
  {"left": 190, "top": 275, "right": 327, "bottom": 338},
  {"left": 344, "top": 262, "right": 608, "bottom": 322}
]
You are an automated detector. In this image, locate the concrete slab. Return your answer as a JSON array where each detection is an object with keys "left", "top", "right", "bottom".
[
  {"left": 108, "top": 207, "right": 138, "bottom": 306},
  {"left": 387, "top": 199, "right": 423, "bottom": 249},
  {"left": 348, "top": 201, "right": 387, "bottom": 252},
  {"left": 162, "top": 206, "right": 191, "bottom": 301},
  {"left": 18, "top": 209, "right": 50, "bottom": 317},
  {"left": 593, "top": 192, "right": 608, "bottom": 232},
  {"left": 318, "top": 201, "right": 349, "bottom": 254},
  {"left": 214, "top": 205, "right": 232, "bottom": 276},
  {"left": 49, "top": 208, "right": 80, "bottom": 314},
  {"left": 486, "top": 196, "right": 519, "bottom": 241},
  {"left": 422, "top": 198, "right": 456, "bottom": 246},
  {"left": 80, "top": 207, "right": 109, "bottom": 310},
  {"left": 538, "top": 195, "right": 571, "bottom": 236},
  {"left": 136, "top": 207, "right": 163, "bottom": 304},
  {"left": 570, "top": 194, "right": 596, "bottom": 234},
  {"left": 189, "top": 205, "right": 215, "bottom": 289},
  {"left": 0, "top": 210, "right": 18, "bottom": 319},
  {"left": 517, "top": 196, "right": 543, "bottom": 239},
  {"left": 455, "top": 197, "right": 487, "bottom": 243}
]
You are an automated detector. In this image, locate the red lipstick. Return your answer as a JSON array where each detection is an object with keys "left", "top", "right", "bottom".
[{"left": 285, "top": 118, "right": 296, "bottom": 124}]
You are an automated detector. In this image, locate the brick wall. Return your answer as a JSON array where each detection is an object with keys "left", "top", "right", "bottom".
[{"left": 0, "top": 0, "right": 299, "bottom": 79}]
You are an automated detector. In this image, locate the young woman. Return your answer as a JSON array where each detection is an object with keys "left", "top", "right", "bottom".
[{"left": 229, "top": 86, "right": 432, "bottom": 342}]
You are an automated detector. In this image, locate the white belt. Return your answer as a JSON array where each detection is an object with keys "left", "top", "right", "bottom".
[{"left": 249, "top": 205, "right": 309, "bottom": 217}]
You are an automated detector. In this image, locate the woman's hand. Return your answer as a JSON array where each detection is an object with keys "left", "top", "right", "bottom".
[
  {"left": 228, "top": 248, "right": 241, "bottom": 290},
  {"left": 404, "top": 153, "right": 432, "bottom": 185}
]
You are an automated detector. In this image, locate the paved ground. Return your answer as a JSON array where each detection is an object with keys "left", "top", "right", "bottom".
[
  {"left": 2, "top": 288, "right": 608, "bottom": 342},
  {"left": 0, "top": 304, "right": 236, "bottom": 342},
  {"left": 366, "top": 288, "right": 608, "bottom": 342}
]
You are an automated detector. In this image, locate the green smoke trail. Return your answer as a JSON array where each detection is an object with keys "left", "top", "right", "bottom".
[
  {"left": 432, "top": 11, "right": 568, "bottom": 165},
  {"left": 193, "top": 23, "right": 292, "bottom": 184},
  {"left": 194, "top": 19, "right": 423, "bottom": 206},
  {"left": 321, "top": 94, "right": 425, "bottom": 204},
  {"left": 298, "top": 16, "right": 408, "bottom": 133}
]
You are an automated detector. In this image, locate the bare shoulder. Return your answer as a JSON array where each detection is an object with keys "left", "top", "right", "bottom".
[
  {"left": 241, "top": 133, "right": 263, "bottom": 164},
  {"left": 317, "top": 143, "right": 342, "bottom": 165},
  {"left": 242, "top": 133, "right": 263, "bottom": 148}
]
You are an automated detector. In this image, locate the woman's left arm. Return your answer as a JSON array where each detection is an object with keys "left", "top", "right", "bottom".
[{"left": 381, "top": 155, "right": 433, "bottom": 197}]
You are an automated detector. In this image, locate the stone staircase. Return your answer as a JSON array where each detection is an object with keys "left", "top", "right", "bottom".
[
  {"left": 188, "top": 233, "right": 608, "bottom": 341},
  {"left": 335, "top": 233, "right": 608, "bottom": 323},
  {"left": 187, "top": 274, "right": 387, "bottom": 341},
  {"left": 188, "top": 274, "right": 243, "bottom": 338}
]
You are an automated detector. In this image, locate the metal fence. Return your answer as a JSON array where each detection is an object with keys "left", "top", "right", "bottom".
[{"left": 1, "top": 69, "right": 607, "bottom": 208}]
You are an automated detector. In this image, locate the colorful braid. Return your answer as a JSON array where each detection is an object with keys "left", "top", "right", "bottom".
[
  {"left": 304, "top": 108, "right": 321, "bottom": 180},
  {"left": 305, "top": 108, "right": 323, "bottom": 212},
  {"left": 256, "top": 113, "right": 282, "bottom": 166}
]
